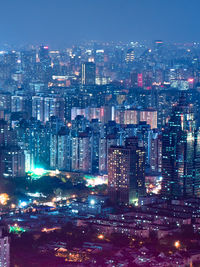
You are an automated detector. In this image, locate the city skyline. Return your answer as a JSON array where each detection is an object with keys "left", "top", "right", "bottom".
[
  {"left": 2, "top": 1, "right": 200, "bottom": 265},
  {"left": 1, "top": 0, "right": 200, "bottom": 48}
]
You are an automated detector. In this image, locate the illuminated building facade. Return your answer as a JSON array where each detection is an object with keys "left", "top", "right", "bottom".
[
  {"left": 140, "top": 109, "right": 157, "bottom": 129},
  {"left": 0, "top": 93, "right": 11, "bottom": 113},
  {"left": 50, "top": 127, "right": 71, "bottom": 171},
  {"left": 39, "top": 45, "right": 51, "bottom": 69},
  {"left": 72, "top": 133, "right": 91, "bottom": 173},
  {"left": 71, "top": 106, "right": 114, "bottom": 124},
  {"left": 44, "top": 97, "right": 56, "bottom": 122},
  {"left": 130, "top": 71, "right": 138, "bottom": 88},
  {"left": 81, "top": 62, "right": 96, "bottom": 85},
  {"left": 99, "top": 134, "right": 119, "bottom": 174},
  {"left": 32, "top": 96, "right": 65, "bottom": 123},
  {"left": 11, "top": 95, "right": 30, "bottom": 113},
  {"left": 124, "top": 109, "right": 139, "bottom": 125},
  {"left": 126, "top": 49, "right": 134, "bottom": 63},
  {"left": 149, "top": 131, "right": 162, "bottom": 173},
  {"left": 0, "top": 146, "right": 25, "bottom": 178},
  {"left": 137, "top": 73, "right": 143, "bottom": 87},
  {"left": 108, "top": 137, "right": 145, "bottom": 205},
  {"left": 162, "top": 94, "right": 200, "bottom": 198},
  {"left": 32, "top": 96, "right": 44, "bottom": 121}
]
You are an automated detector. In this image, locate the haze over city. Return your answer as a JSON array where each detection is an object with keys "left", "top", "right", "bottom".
[{"left": 1, "top": 0, "right": 200, "bottom": 47}]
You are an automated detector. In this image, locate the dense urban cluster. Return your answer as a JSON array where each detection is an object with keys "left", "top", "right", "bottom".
[{"left": 1, "top": 40, "right": 200, "bottom": 266}]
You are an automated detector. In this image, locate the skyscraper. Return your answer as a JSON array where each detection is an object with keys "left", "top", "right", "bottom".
[
  {"left": 81, "top": 62, "right": 96, "bottom": 85},
  {"left": 126, "top": 49, "right": 134, "bottom": 63},
  {"left": 50, "top": 127, "right": 71, "bottom": 171},
  {"left": 149, "top": 130, "right": 162, "bottom": 173},
  {"left": 32, "top": 96, "right": 44, "bottom": 122},
  {"left": 0, "top": 146, "right": 25, "bottom": 178},
  {"left": 154, "top": 40, "right": 164, "bottom": 51},
  {"left": 72, "top": 132, "right": 91, "bottom": 173},
  {"left": 108, "top": 137, "right": 145, "bottom": 205},
  {"left": 162, "top": 94, "right": 200, "bottom": 198},
  {"left": 38, "top": 45, "right": 50, "bottom": 66},
  {"left": 38, "top": 45, "right": 52, "bottom": 82}
]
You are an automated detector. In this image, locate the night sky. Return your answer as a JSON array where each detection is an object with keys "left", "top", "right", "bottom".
[{"left": 1, "top": 0, "right": 200, "bottom": 47}]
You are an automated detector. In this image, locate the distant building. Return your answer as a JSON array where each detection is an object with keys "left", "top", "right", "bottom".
[
  {"left": 82, "top": 62, "right": 96, "bottom": 85},
  {"left": 154, "top": 40, "right": 164, "bottom": 51},
  {"left": 140, "top": 109, "right": 157, "bottom": 129},
  {"left": 38, "top": 45, "right": 51, "bottom": 68},
  {"left": 11, "top": 95, "right": 31, "bottom": 116},
  {"left": 130, "top": 71, "right": 138, "bottom": 88},
  {"left": 126, "top": 49, "right": 134, "bottom": 63},
  {"left": 44, "top": 97, "right": 65, "bottom": 122}
]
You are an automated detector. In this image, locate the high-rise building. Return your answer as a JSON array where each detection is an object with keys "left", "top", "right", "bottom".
[
  {"left": 154, "top": 40, "right": 164, "bottom": 51},
  {"left": 32, "top": 96, "right": 44, "bottom": 122},
  {"left": 50, "top": 132, "right": 57, "bottom": 170},
  {"left": 0, "top": 146, "right": 25, "bottom": 178},
  {"left": 137, "top": 73, "right": 143, "bottom": 88},
  {"left": 50, "top": 127, "right": 71, "bottom": 171},
  {"left": 57, "top": 128, "right": 71, "bottom": 171},
  {"left": 11, "top": 96, "right": 24, "bottom": 113},
  {"left": 90, "top": 119, "right": 100, "bottom": 174},
  {"left": 99, "top": 133, "right": 119, "bottom": 174},
  {"left": 130, "top": 71, "right": 138, "bottom": 88},
  {"left": 124, "top": 109, "right": 139, "bottom": 125},
  {"left": 0, "top": 120, "right": 16, "bottom": 147},
  {"left": 149, "top": 131, "right": 162, "bottom": 173},
  {"left": 140, "top": 109, "right": 157, "bottom": 129},
  {"left": 162, "top": 94, "right": 200, "bottom": 198},
  {"left": 21, "top": 50, "right": 36, "bottom": 79},
  {"left": 81, "top": 62, "right": 96, "bottom": 85},
  {"left": 44, "top": 97, "right": 65, "bottom": 122},
  {"left": 126, "top": 49, "right": 134, "bottom": 63},
  {"left": 38, "top": 45, "right": 52, "bottom": 82},
  {"left": 0, "top": 93, "right": 11, "bottom": 112},
  {"left": 44, "top": 97, "right": 56, "bottom": 122},
  {"left": 11, "top": 95, "right": 31, "bottom": 116},
  {"left": 108, "top": 137, "right": 145, "bottom": 205},
  {"left": 38, "top": 45, "right": 50, "bottom": 67},
  {"left": 72, "top": 132, "right": 91, "bottom": 173},
  {"left": 17, "top": 119, "right": 51, "bottom": 171}
]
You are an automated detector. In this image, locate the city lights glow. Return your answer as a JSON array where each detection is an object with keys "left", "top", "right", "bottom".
[
  {"left": 42, "top": 227, "right": 60, "bottom": 233},
  {"left": 0, "top": 193, "right": 9, "bottom": 205},
  {"left": 27, "top": 167, "right": 48, "bottom": 179},
  {"left": 174, "top": 241, "right": 181, "bottom": 249},
  {"left": 19, "top": 201, "right": 28, "bottom": 208},
  {"left": 9, "top": 225, "right": 26, "bottom": 234},
  {"left": 84, "top": 175, "right": 108, "bottom": 187},
  {"left": 32, "top": 168, "right": 46, "bottom": 176},
  {"left": 90, "top": 199, "right": 95, "bottom": 205}
]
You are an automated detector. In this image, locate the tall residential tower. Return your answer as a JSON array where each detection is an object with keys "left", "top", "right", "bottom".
[
  {"left": 162, "top": 94, "right": 200, "bottom": 198},
  {"left": 108, "top": 137, "right": 145, "bottom": 205}
]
